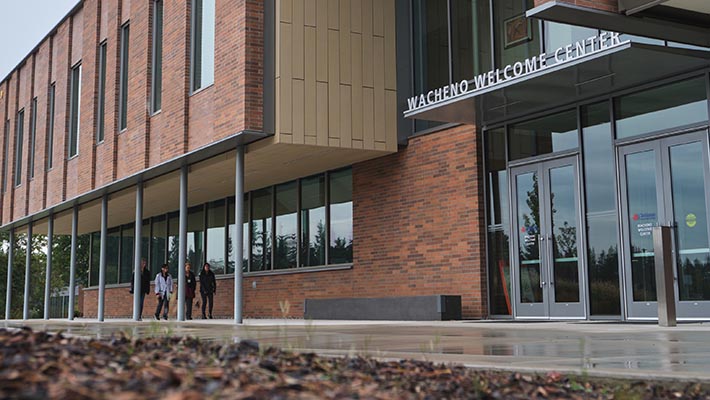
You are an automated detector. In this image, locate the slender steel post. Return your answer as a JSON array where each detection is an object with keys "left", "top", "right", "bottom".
[
  {"left": 234, "top": 145, "right": 244, "bottom": 323},
  {"left": 133, "top": 182, "right": 143, "bottom": 320},
  {"left": 68, "top": 206, "right": 78, "bottom": 320},
  {"left": 177, "top": 165, "right": 187, "bottom": 321},
  {"left": 22, "top": 222, "right": 33, "bottom": 320},
  {"left": 5, "top": 228, "right": 14, "bottom": 320},
  {"left": 98, "top": 194, "right": 108, "bottom": 322},
  {"left": 43, "top": 213, "right": 54, "bottom": 320}
]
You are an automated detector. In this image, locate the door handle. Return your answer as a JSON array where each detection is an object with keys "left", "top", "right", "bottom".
[
  {"left": 547, "top": 234, "right": 554, "bottom": 286},
  {"left": 539, "top": 235, "right": 545, "bottom": 288}
]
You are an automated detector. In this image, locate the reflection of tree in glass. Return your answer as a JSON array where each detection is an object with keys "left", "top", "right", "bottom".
[
  {"left": 678, "top": 255, "right": 710, "bottom": 301},
  {"left": 301, "top": 221, "right": 326, "bottom": 267},
  {"left": 520, "top": 174, "right": 540, "bottom": 261},
  {"left": 554, "top": 221, "right": 577, "bottom": 259}
]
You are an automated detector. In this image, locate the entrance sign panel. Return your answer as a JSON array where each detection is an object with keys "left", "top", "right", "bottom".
[{"left": 511, "top": 156, "right": 585, "bottom": 319}]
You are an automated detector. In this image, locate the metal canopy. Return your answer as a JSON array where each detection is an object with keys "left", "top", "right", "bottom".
[{"left": 404, "top": 42, "right": 710, "bottom": 126}]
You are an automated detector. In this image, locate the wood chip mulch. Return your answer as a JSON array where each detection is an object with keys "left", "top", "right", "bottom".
[{"left": 1, "top": 327, "right": 709, "bottom": 399}]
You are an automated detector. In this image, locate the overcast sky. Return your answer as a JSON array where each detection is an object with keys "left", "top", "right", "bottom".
[{"left": 0, "top": 0, "right": 78, "bottom": 80}]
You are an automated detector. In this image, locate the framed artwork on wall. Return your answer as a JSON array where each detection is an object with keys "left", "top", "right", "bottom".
[{"left": 504, "top": 13, "right": 532, "bottom": 48}]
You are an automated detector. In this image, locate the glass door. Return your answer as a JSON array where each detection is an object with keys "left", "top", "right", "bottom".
[
  {"left": 511, "top": 156, "right": 586, "bottom": 318},
  {"left": 619, "top": 130, "right": 710, "bottom": 319}
]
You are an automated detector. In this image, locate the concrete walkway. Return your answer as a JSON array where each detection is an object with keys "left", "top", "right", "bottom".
[{"left": 3, "top": 318, "right": 710, "bottom": 382}]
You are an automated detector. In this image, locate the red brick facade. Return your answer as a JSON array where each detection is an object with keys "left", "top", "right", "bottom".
[
  {"left": 0, "top": 0, "right": 263, "bottom": 226},
  {"left": 82, "top": 124, "right": 489, "bottom": 320}
]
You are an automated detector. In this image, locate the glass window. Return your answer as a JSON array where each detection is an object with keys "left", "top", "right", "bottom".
[
  {"left": 69, "top": 64, "right": 81, "bottom": 158},
  {"left": 615, "top": 77, "right": 708, "bottom": 139},
  {"left": 412, "top": 0, "right": 449, "bottom": 132},
  {"left": 119, "top": 23, "right": 130, "bottom": 131},
  {"left": 251, "top": 188, "right": 272, "bottom": 271},
  {"left": 191, "top": 0, "right": 215, "bottom": 92},
  {"left": 120, "top": 225, "right": 134, "bottom": 284},
  {"left": 451, "top": 0, "right": 492, "bottom": 81},
  {"left": 207, "top": 200, "right": 226, "bottom": 274},
  {"left": 228, "top": 195, "right": 249, "bottom": 273},
  {"left": 151, "top": 216, "right": 167, "bottom": 275},
  {"left": 329, "top": 168, "right": 353, "bottom": 264},
  {"left": 2, "top": 119, "right": 8, "bottom": 192},
  {"left": 301, "top": 175, "right": 326, "bottom": 267},
  {"left": 97, "top": 42, "right": 107, "bottom": 142},
  {"left": 151, "top": 0, "right": 163, "bottom": 113},
  {"left": 167, "top": 212, "right": 179, "bottom": 277},
  {"left": 47, "top": 84, "right": 55, "bottom": 169},
  {"left": 275, "top": 181, "right": 298, "bottom": 269},
  {"left": 509, "top": 109, "right": 578, "bottom": 161},
  {"left": 14, "top": 109, "right": 24, "bottom": 186},
  {"left": 544, "top": 22, "right": 598, "bottom": 63},
  {"left": 485, "top": 128, "right": 511, "bottom": 315},
  {"left": 493, "top": 0, "right": 540, "bottom": 69},
  {"left": 187, "top": 206, "right": 205, "bottom": 272},
  {"left": 106, "top": 228, "right": 120, "bottom": 285},
  {"left": 619, "top": 33, "right": 664, "bottom": 46},
  {"left": 90, "top": 232, "right": 100, "bottom": 286},
  {"left": 29, "top": 98, "right": 37, "bottom": 179},
  {"left": 582, "top": 101, "right": 620, "bottom": 315},
  {"left": 142, "top": 219, "right": 150, "bottom": 276}
]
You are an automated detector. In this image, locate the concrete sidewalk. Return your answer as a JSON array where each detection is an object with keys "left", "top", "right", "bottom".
[{"left": 3, "top": 318, "right": 710, "bottom": 382}]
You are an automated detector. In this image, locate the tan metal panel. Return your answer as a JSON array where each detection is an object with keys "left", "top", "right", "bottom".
[
  {"left": 281, "top": 133, "right": 293, "bottom": 144},
  {"left": 339, "top": 0, "right": 351, "bottom": 84},
  {"left": 329, "top": 138, "right": 341, "bottom": 147},
  {"left": 280, "top": 0, "right": 292, "bottom": 23},
  {"left": 375, "top": 141, "right": 386, "bottom": 151},
  {"left": 374, "top": 35, "right": 386, "bottom": 145},
  {"left": 305, "top": 136, "right": 317, "bottom": 145},
  {"left": 293, "top": 79, "right": 305, "bottom": 144},
  {"left": 351, "top": 33, "right": 363, "bottom": 141},
  {"left": 351, "top": 0, "right": 362, "bottom": 33},
  {"left": 275, "top": 77, "right": 281, "bottom": 135},
  {"left": 340, "top": 85, "right": 352, "bottom": 148},
  {"left": 305, "top": 27, "right": 317, "bottom": 137},
  {"left": 361, "top": 0, "right": 374, "bottom": 88},
  {"left": 316, "top": 82, "right": 329, "bottom": 145},
  {"left": 373, "top": 35, "right": 385, "bottom": 91},
  {"left": 280, "top": 23, "right": 293, "bottom": 135},
  {"left": 293, "top": 0, "right": 305, "bottom": 80},
  {"left": 373, "top": 0, "right": 384, "bottom": 37},
  {"left": 352, "top": 140, "right": 364, "bottom": 149},
  {"left": 384, "top": 0, "right": 397, "bottom": 90},
  {"left": 316, "top": 0, "right": 328, "bottom": 82},
  {"left": 305, "top": 0, "right": 316, "bottom": 26},
  {"left": 374, "top": 88, "right": 385, "bottom": 145},
  {"left": 328, "top": 0, "right": 340, "bottom": 30},
  {"left": 363, "top": 87, "right": 375, "bottom": 148},
  {"left": 385, "top": 90, "right": 397, "bottom": 151},
  {"left": 328, "top": 30, "right": 340, "bottom": 138}
]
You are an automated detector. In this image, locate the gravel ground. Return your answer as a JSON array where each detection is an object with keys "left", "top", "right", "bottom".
[{"left": 1, "top": 327, "right": 709, "bottom": 399}]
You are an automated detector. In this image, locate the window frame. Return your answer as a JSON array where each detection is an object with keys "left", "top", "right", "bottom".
[
  {"left": 28, "top": 97, "right": 37, "bottom": 179},
  {"left": 47, "top": 83, "right": 56, "bottom": 169},
  {"left": 118, "top": 23, "right": 130, "bottom": 131},
  {"left": 151, "top": 0, "right": 163, "bottom": 114},
  {"left": 14, "top": 108, "right": 25, "bottom": 187},
  {"left": 68, "top": 62, "right": 82, "bottom": 159},
  {"left": 97, "top": 41, "right": 107, "bottom": 143},
  {"left": 190, "top": 0, "right": 215, "bottom": 93}
]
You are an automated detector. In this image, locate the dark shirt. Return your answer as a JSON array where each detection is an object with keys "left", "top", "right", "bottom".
[
  {"left": 186, "top": 271, "right": 197, "bottom": 298},
  {"left": 130, "top": 267, "right": 152, "bottom": 295},
  {"left": 199, "top": 270, "right": 217, "bottom": 294}
]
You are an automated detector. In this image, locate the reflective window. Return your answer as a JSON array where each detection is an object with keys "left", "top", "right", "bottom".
[
  {"left": 301, "top": 175, "right": 326, "bottom": 267},
  {"left": 251, "top": 188, "right": 272, "bottom": 271},
  {"left": 151, "top": 0, "right": 163, "bottom": 113},
  {"left": 97, "top": 42, "right": 107, "bottom": 142},
  {"left": 187, "top": 206, "right": 205, "bottom": 271},
  {"left": 582, "top": 101, "right": 620, "bottom": 315},
  {"left": 151, "top": 216, "right": 167, "bottom": 274},
  {"left": 191, "top": 0, "right": 215, "bottom": 91},
  {"left": 275, "top": 182, "right": 298, "bottom": 269},
  {"left": 544, "top": 22, "right": 598, "bottom": 65},
  {"left": 493, "top": 0, "right": 540, "bottom": 69},
  {"left": 68, "top": 64, "right": 81, "bottom": 158},
  {"left": 29, "top": 98, "right": 37, "bottom": 179},
  {"left": 119, "top": 23, "right": 130, "bottom": 131},
  {"left": 14, "top": 109, "right": 24, "bottom": 186},
  {"left": 120, "top": 225, "right": 134, "bottom": 284},
  {"left": 509, "top": 109, "right": 578, "bottom": 161},
  {"left": 106, "top": 228, "right": 120, "bottom": 285},
  {"left": 90, "top": 232, "right": 100, "bottom": 286},
  {"left": 615, "top": 77, "right": 708, "bottom": 139},
  {"left": 167, "top": 213, "right": 179, "bottom": 277},
  {"left": 47, "top": 84, "right": 55, "bottom": 169},
  {"left": 2, "top": 120, "right": 7, "bottom": 192},
  {"left": 451, "top": 0, "right": 492, "bottom": 81},
  {"left": 207, "top": 200, "right": 226, "bottom": 274},
  {"left": 227, "top": 195, "right": 249, "bottom": 273},
  {"left": 329, "top": 169, "right": 353, "bottom": 264}
]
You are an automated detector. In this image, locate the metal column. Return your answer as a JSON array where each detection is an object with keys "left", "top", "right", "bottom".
[
  {"left": 43, "top": 213, "right": 53, "bottom": 320},
  {"left": 177, "top": 165, "right": 187, "bottom": 321},
  {"left": 133, "top": 182, "right": 143, "bottom": 321},
  {"left": 68, "top": 206, "right": 78, "bottom": 320},
  {"left": 98, "top": 194, "right": 108, "bottom": 322},
  {"left": 234, "top": 145, "right": 244, "bottom": 323},
  {"left": 22, "top": 222, "right": 33, "bottom": 320},
  {"left": 653, "top": 225, "right": 677, "bottom": 327},
  {"left": 5, "top": 228, "right": 14, "bottom": 320}
]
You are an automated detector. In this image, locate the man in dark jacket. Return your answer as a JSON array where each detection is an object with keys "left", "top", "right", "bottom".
[
  {"left": 129, "top": 258, "right": 151, "bottom": 321},
  {"left": 199, "top": 263, "right": 217, "bottom": 319}
]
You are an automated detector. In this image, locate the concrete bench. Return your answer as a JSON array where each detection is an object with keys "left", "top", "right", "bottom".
[{"left": 304, "top": 295, "right": 462, "bottom": 321}]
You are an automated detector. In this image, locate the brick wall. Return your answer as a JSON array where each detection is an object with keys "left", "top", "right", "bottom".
[
  {"left": 0, "top": 0, "right": 264, "bottom": 225},
  {"left": 82, "top": 124, "right": 490, "bottom": 320},
  {"left": 533, "top": 0, "right": 618, "bottom": 13}
]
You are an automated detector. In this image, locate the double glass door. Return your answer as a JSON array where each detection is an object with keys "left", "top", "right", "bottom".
[
  {"left": 511, "top": 156, "right": 585, "bottom": 318},
  {"left": 620, "top": 131, "right": 710, "bottom": 319}
]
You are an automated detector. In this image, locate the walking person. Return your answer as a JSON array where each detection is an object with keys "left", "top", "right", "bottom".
[
  {"left": 129, "top": 258, "right": 151, "bottom": 320},
  {"left": 154, "top": 264, "right": 173, "bottom": 320},
  {"left": 185, "top": 262, "right": 197, "bottom": 320},
  {"left": 199, "top": 262, "right": 216, "bottom": 319}
]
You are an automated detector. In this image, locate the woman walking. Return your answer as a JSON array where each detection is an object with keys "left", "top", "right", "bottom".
[
  {"left": 154, "top": 264, "right": 173, "bottom": 320},
  {"left": 199, "top": 263, "right": 216, "bottom": 319}
]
